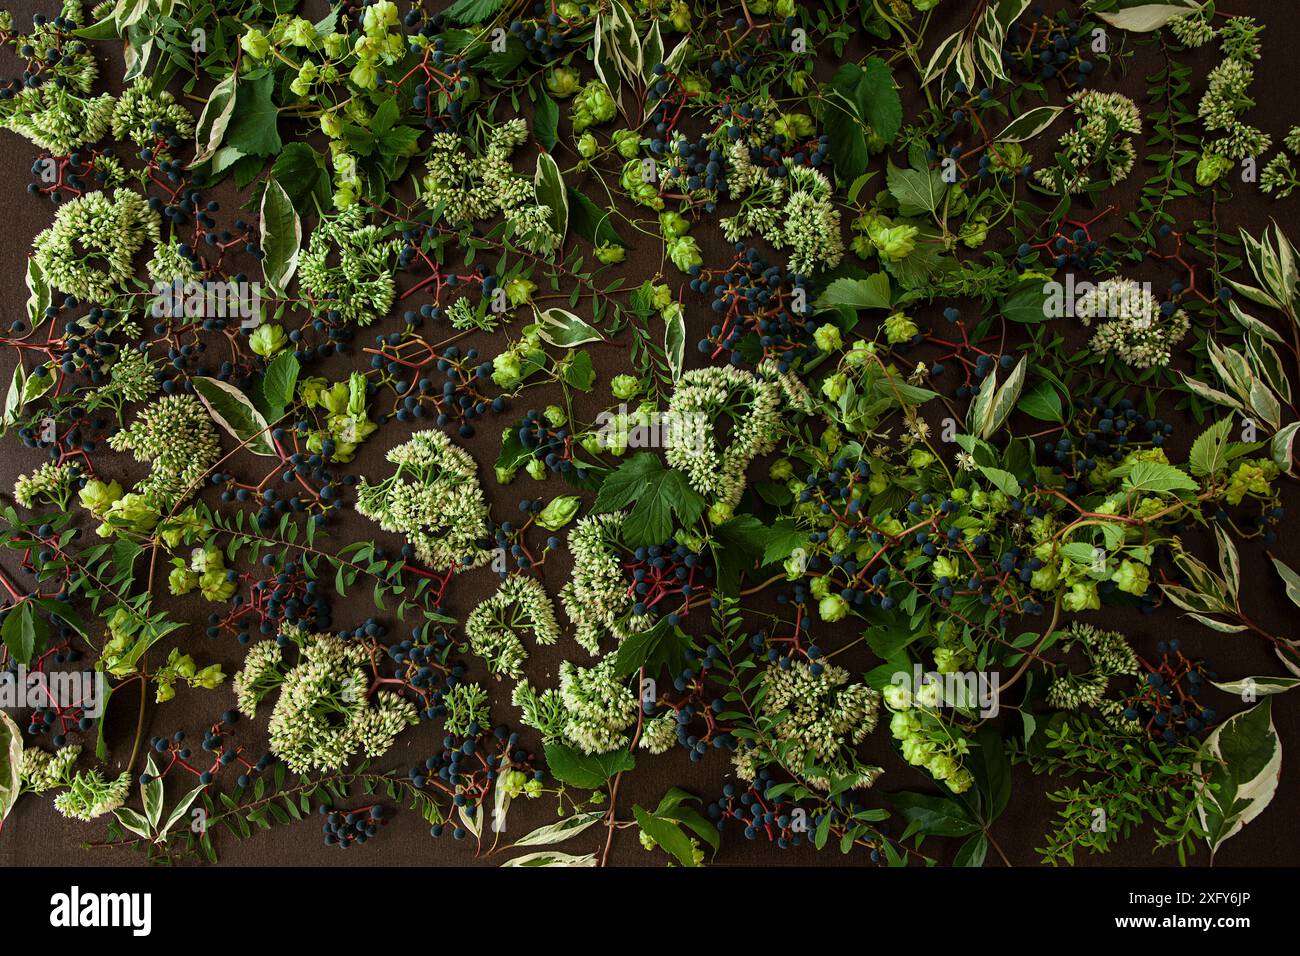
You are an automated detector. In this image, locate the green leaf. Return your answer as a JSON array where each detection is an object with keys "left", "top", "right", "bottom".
[
  {"left": 259, "top": 176, "right": 301, "bottom": 295},
  {"left": 511, "top": 810, "right": 605, "bottom": 847},
  {"left": 25, "top": 258, "right": 51, "bottom": 330},
  {"left": 815, "top": 274, "right": 892, "bottom": 311},
  {"left": 1270, "top": 555, "right": 1300, "bottom": 609},
  {"left": 534, "top": 307, "right": 602, "bottom": 347},
  {"left": 193, "top": 377, "right": 276, "bottom": 457},
  {"left": 1093, "top": 0, "right": 1200, "bottom": 33},
  {"left": 562, "top": 350, "right": 596, "bottom": 392},
  {"left": 143, "top": 755, "right": 164, "bottom": 829},
  {"left": 566, "top": 186, "right": 624, "bottom": 246},
  {"left": 262, "top": 351, "right": 300, "bottom": 414},
  {"left": 887, "top": 791, "right": 980, "bottom": 838},
  {"left": 1123, "top": 460, "right": 1198, "bottom": 495},
  {"left": 444, "top": 0, "right": 506, "bottom": 25},
  {"left": 1001, "top": 280, "right": 1052, "bottom": 324},
  {"left": 593, "top": 453, "right": 705, "bottom": 547},
  {"left": 225, "top": 71, "right": 282, "bottom": 157},
  {"left": 887, "top": 161, "right": 947, "bottom": 217},
  {"left": 954, "top": 832, "right": 988, "bottom": 867},
  {"left": 633, "top": 805, "right": 700, "bottom": 866},
  {"left": 613, "top": 617, "right": 693, "bottom": 679},
  {"left": 1188, "top": 417, "right": 1233, "bottom": 477},
  {"left": 534, "top": 91, "right": 559, "bottom": 151},
  {"left": 1, "top": 601, "right": 47, "bottom": 666},
  {"left": 978, "top": 465, "right": 1021, "bottom": 497},
  {"left": 970, "top": 726, "right": 1010, "bottom": 821},
  {"left": 664, "top": 307, "right": 686, "bottom": 382},
  {"left": 1197, "top": 699, "right": 1281, "bottom": 857},
  {"left": 856, "top": 56, "right": 903, "bottom": 145},
  {"left": 501, "top": 850, "right": 598, "bottom": 866},
  {"left": 1017, "top": 378, "right": 1063, "bottom": 422},
  {"left": 994, "top": 105, "right": 1065, "bottom": 143},
  {"left": 270, "top": 143, "right": 331, "bottom": 216},
  {"left": 543, "top": 742, "right": 634, "bottom": 789}
]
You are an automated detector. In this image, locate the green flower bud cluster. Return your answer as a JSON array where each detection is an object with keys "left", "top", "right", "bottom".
[
  {"left": 300, "top": 371, "right": 377, "bottom": 463},
  {"left": 465, "top": 576, "right": 561, "bottom": 679},
  {"left": 297, "top": 205, "right": 403, "bottom": 326},
  {"left": 734, "top": 658, "right": 882, "bottom": 792},
  {"left": 52, "top": 768, "right": 131, "bottom": 822},
  {"left": 721, "top": 158, "right": 843, "bottom": 274},
  {"left": 1076, "top": 278, "right": 1189, "bottom": 369},
  {"left": 246, "top": 629, "right": 418, "bottom": 774},
  {"left": 421, "top": 119, "right": 559, "bottom": 254},
  {"left": 559, "top": 512, "right": 651, "bottom": 652},
  {"left": 664, "top": 366, "right": 784, "bottom": 509},
  {"left": 516, "top": 654, "right": 638, "bottom": 755},
  {"left": 442, "top": 682, "right": 492, "bottom": 736},
  {"left": 19, "top": 744, "right": 80, "bottom": 795},
  {"left": 109, "top": 77, "right": 195, "bottom": 154},
  {"left": 355, "top": 429, "right": 493, "bottom": 571},
  {"left": 32, "top": 189, "right": 161, "bottom": 302},
  {"left": 1045, "top": 622, "right": 1139, "bottom": 712},
  {"left": 106, "top": 395, "right": 220, "bottom": 510},
  {"left": 168, "top": 545, "right": 237, "bottom": 603},
  {"left": 14, "top": 461, "right": 80, "bottom": 510},
  {"left": 1034, "top": 90, "right": 1141, "bottom": 195},
  {"left": 851, "top": 211, "right": 919, "bottom": 262},
  {"left": 0, "top": 84, "right": 115, "bottom": 153},
  {"left": 882, "top": 681, "right": 975, "bottom": 793}
]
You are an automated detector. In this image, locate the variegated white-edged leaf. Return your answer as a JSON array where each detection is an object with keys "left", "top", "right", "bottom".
[
  {"left": 501, "top": 850, "right": 598, "bottom": 867},
  {"left": 1211, "top": 675, "right": 1300, "bottom": 697},
  {"left": 1195, "top": 699, "right": 1281, "bottom": 857},
  {"left": 511, "top": 810, "right": 605, "bottom": 847}
]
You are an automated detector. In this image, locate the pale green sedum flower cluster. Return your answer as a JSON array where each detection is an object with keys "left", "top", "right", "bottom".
[
  {"left": 732, "top": 659, "right": 882, "bottom": 792},
  {"left": 465, "top": 575, "right": 561, "bottom": 679},
  {"left": 356, "top": 429, "right": 492, "bottom": 571}
]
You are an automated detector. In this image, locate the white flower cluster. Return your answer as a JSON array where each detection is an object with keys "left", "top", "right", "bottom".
[
  {"left": 732, "top": 659, "right": 881, "bottom": 792},
  {"left": 1075, "top": 278, "right": 1189, "bottom": 368},
  {"left": 298, "top": 205, "right": 403, "bottom": 326},
  {"left": 19, "top": 745, "right": 80, "bottom": 793},
  {"left": 233, "top": 639, "right": 285, "bottom": 718},
  {"left": 53, "top": 769, "right": 131, "bottom": 821},
  {"left": 721, "top": 157, "right": 843, "bottom": 274},
  {"left": 260, "top": 630, "right": 418, "bottom": 774},
  {"left": 32, "top": 189, "right": 161, "bottom": 302},
  {"left": 1046, "top": 622, "right": 1140, "bottom": 711},
  {"left": 0, "top": 85, "right": 115, "bottom": 153},
  {"left": 1170, "top": 11, "right": 1216, "bottom": 48},
  {"left": 146, "top": 237, "right": 201, "bottom": 286},
  {"left": 559, "top": 512, "right": 645, "bottom": 653},
  {"left": 665, "top": 366, "right": 783, "bottom": 508},
  {"left": 514, "top": 654, "right": 638, "bottom": 755},
  {"left": 638, "top": 712, "right": 678, "bottom": 754},
  {"left": 1034, "top": 91, "right": 1141, "bottom": 195},
  {"left": 465, "top": 575, "right": 561, "bottom": 679},
  {"left": 107, "top": 395, "right": 220, "bottom": 508},
  {"left": 1196, "top": 18, "right": 1272, "bottom": 160},
  {"left": 356, "top": 430, "right": 492, "bottom": 571},
  {"left": 422, "top": 118, "right": 558, "bottom": 254},
  {"left": 110, "top": 76, "right": 195, "bottom": 151},
  {"left": 14, "top": 461, "right": 80, "bottom": 509}
]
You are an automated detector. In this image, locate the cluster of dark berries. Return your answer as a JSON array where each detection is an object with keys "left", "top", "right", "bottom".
[
  {"left": 321, "top": 805, "right": 389, "bottom": 848},
  {"left": 691, "top": 245, "right": 812, "bottom": 370}
]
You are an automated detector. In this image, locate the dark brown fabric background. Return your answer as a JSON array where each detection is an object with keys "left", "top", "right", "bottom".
[{"left": 1, "top": 0, "right": 1298, "bottom": 868}]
